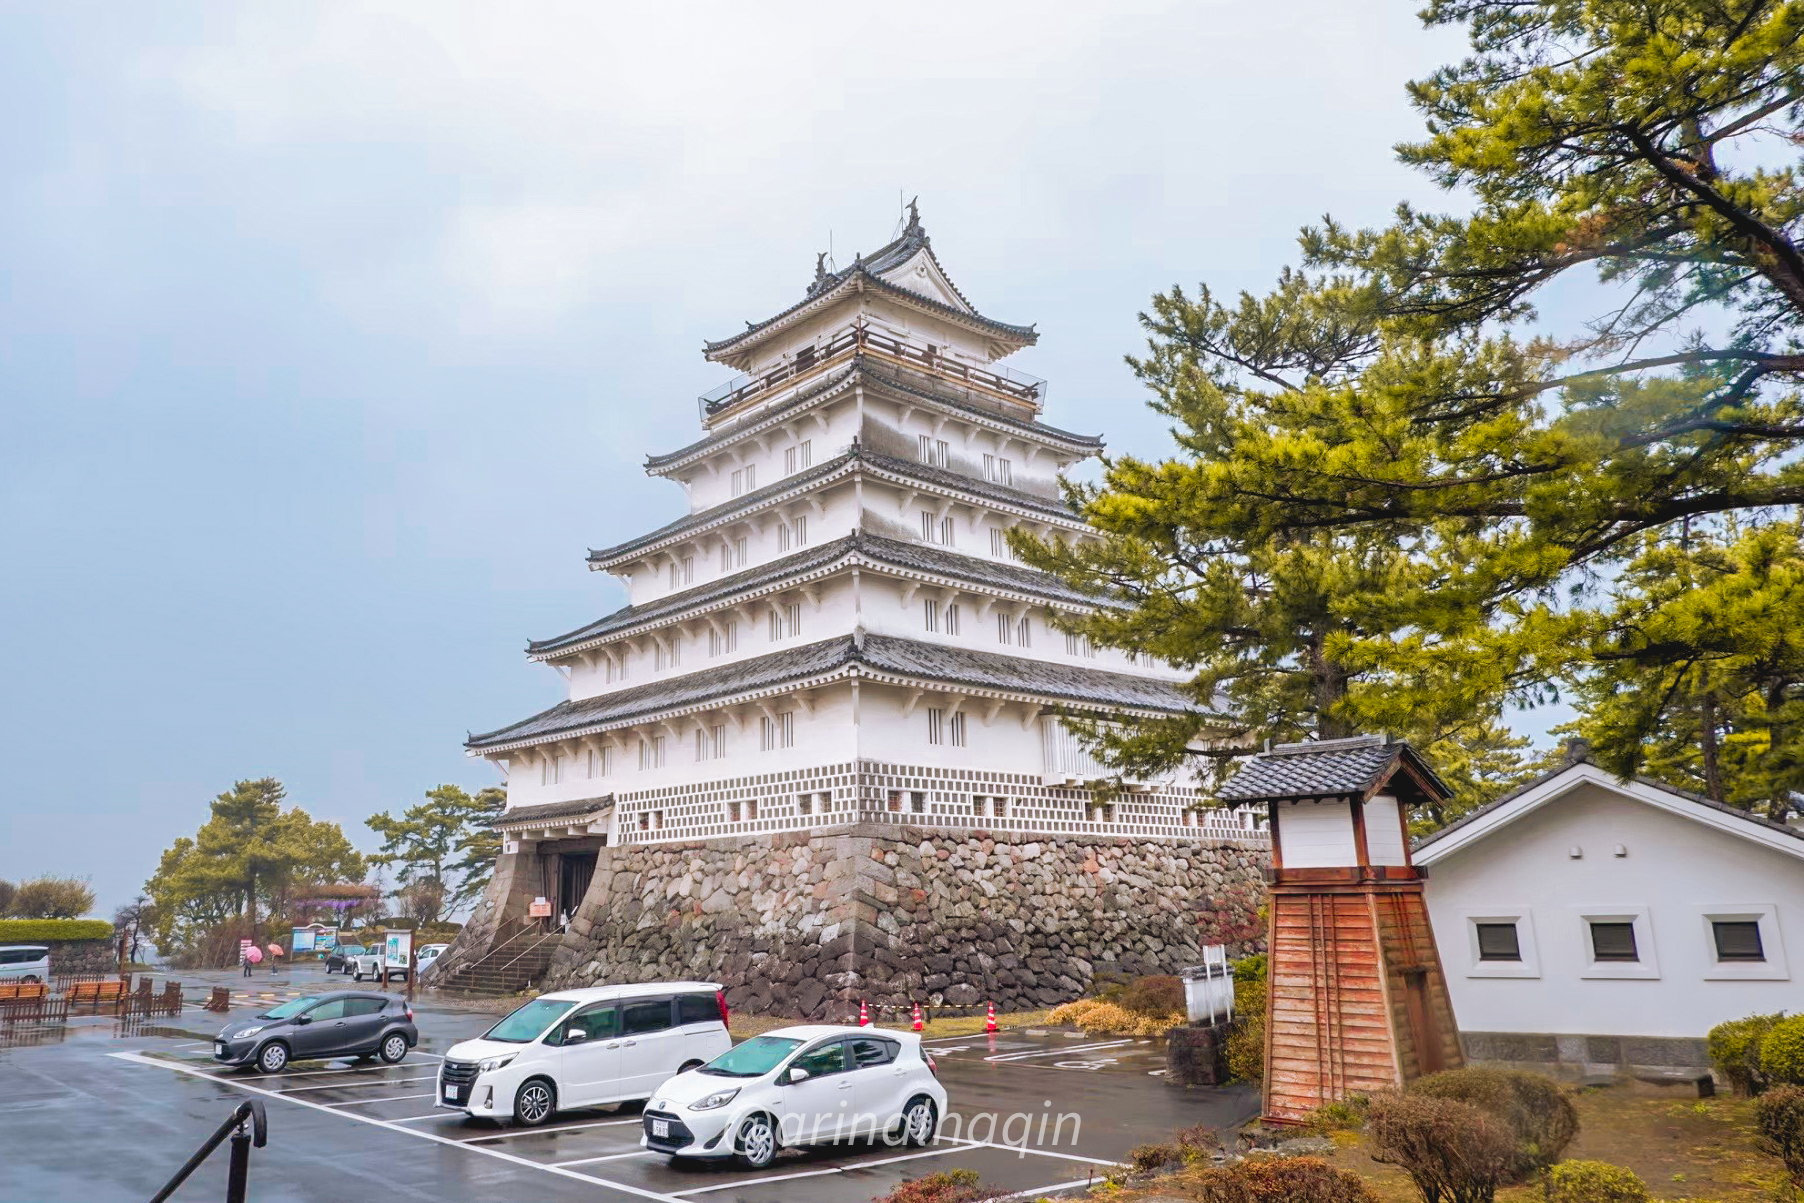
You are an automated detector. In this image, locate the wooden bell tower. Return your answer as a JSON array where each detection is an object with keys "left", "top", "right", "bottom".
[{"left": 1220, "top": 736, "right": 1463, "bottom": 1123}]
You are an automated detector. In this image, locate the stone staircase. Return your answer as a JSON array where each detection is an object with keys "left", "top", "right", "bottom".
[{"left": 429, "top": 919, "right": 564, "bottom": 998}]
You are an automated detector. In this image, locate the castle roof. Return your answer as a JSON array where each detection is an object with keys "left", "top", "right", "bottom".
[
  {"left": 1217, "top": 735, "right": 1451, "bottom": 805},
  {"left": 587, "top": 444, "right": 1084, "bottom": 570},
  {"left": 467, "top": 632, "right": 1194, "bottom": 753},
  {"left": 647, "top": 357, "right": 1100, "bottom": 477},
  {"left": 702, "top": 205, "right": 1036, "bottom": 365},
  {"left": 533, "top": 532, "right": 1111, "bottom": 659}
]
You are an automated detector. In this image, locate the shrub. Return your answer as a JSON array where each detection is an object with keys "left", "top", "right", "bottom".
[
  {"left": 1119, "top": 975, "right": 1185, "bottom": 1018},
  {"left": 0, "top": 879, "right": 15, "bottom": 916},
  {"left": 1708, "top": 1012, "right": 1786, "bottom": 1095},
  {"left": 0, "top": 918, "right": 113, "bottom": 943},
  {"left": 1762, "top": 1016, "right": 1804, "bottom": 1086},
  {"left": 1188, "top": 1155, "right": 1379, "bottom": 1203},
  {"left": 9, "top": 876, "right": 96, "bottom": 920},
  {"left": 873, "top": 1168, "right": 1001, "bottom": 1203},
  {"left": 1754, "top": 1083, "right": 1804, "bottom": 1190},
  {"left": 1234, "top": 953, "right": 1268, "bottom": 984},
  {"left": 1411, "top": 1067, "right": 1578, "bottom": 1178},
  {"left": 1224, "top": 972, "right": 1268, "bottom": 1083},
  {"left": 1305, "top": 1094, "right": 1370, "bottom": 1134},
  {"left": 1128, "top": 1142, "right": 1184, "bottom": 1174},
  {"left": 1545, "top": 1160, "right": 1649, "bottom": 1203},
  {"left": 1046, "top": 996, "right": 1185, "bottom": 1037},
  {"left": 1367, "top": 1091, "right": 1517, "bottom": 1203}
]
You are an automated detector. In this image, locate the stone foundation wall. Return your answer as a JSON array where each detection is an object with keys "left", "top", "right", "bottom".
[
  {"left": 50, "top": 938, "right": 117, "bottom": 977},
  {"left": 1461, "top": 1030, "right": 1714, "bottom": 1087},
  {"left": 537, "top": 823, "right": 1267, "bottom": 1018}
]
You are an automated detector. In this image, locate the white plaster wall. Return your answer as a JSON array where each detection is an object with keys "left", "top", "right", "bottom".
[
  {"left": 1365, "top": 795, "right": 1409, "bottom": 866},
  {"left": 680, "top": 395, "right": 861, "bottom": 513},
  {"left": 856, "top": 680, "right": 1049, "bottom": 778},
  {"left": 1423, "top": 781, "right": 1804, "bottom": 1038},
  {"left": 1276, "top": 799, "right": 1358, "bottom": 868}
]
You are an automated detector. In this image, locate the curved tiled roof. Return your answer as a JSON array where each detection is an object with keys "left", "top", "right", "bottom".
[
  {"left": 467, "top": 632, "right": 1192, "bottom": 751},
  {"left": 532, "top": 532, "right": 1113, "bottom": 657},
  {"left": 586, "top": 444, "right": 1081, "bottom": 567},
  {"left": 1217, "top": 736, "right": 1452, "bottom": 804},
  {"left": 644, "top": 357, "right": 1101, "bottom": 474},
  {"left": 703, "top": 220, "right": 1035, "bottom": 357}
]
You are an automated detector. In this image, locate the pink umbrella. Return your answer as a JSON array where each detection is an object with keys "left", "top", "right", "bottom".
[
  {"left": 245, "top": 945, "right": 263, "bottom": 964},
  {"left": 267, "top": 943, "right": 284, "bottom": 958}
]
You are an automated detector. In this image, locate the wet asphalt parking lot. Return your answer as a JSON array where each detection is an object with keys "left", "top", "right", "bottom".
[{"left": 0, "top": 967, "right": 1257, "bottom": 1203}]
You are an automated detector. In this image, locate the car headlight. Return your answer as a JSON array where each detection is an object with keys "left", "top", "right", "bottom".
[
  {"left": 234, "top": 1026, "right": 263, "bottom": 1039},
  {"left": 477, "top": 1055, "right": 517, "bottom": 1074},
  {"left": 689, "top": 1088, "right": 740, "bottom": 1111}
]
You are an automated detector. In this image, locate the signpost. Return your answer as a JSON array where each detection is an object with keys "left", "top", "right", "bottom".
[
  {"left": 528, "top": 897, "right": 552, "bottom": 919},
  {"left": 383, "top": 930, "right": 412, "bottom": 987}
]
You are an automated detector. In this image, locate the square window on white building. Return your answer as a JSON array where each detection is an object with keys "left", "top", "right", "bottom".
[
  {"left": 785, "top": 441, "right": 812, "bottom": 475},
  {"left": 1460, "top": 909, "right": 1541, "bottom": 978},
  {"left": 983, "top": 454, "right": 1012, "bottom": 486},
  {"left": 587, "top": 746, "right": 613, "bottom": 778},
  {"left": 695, "top": 724, "right": 726, "bottom": 761},
  {"left": 760, "top": 712, "right": 794, "bottom": 751},
  {"left": 639, "top": 736, "right": 666, "bottom": 770},
  {"left": 989, "top": 526, "right": 1020, "bottom": 561},
  {"left": 709, "top": 621, "right": 738, "bottom": 657},
  {"left": 730, "top": 465, "right": 756, "bottom": 497},
  {"left": 1698, "top": 905, "right": 1790, "bottom": 980},
  {"left": 1576, "top": 907, "right": 1660, "bottom": 979},
  {"left": 654, "top": 634, "right": 681, "bottom": 672},
  {"left": 778, "top": 516, "right": 807, "bottom": 551},
  {"left": 1064, "top": 631, "right": 1096, "bottom": 658},
  {"left": 919, "top": 435, "right": 949, "bottom": 468},
  {"left": 720, "top": 536, "right": 748, "bottom": 572},
  {"left": 765, "top": 601, "right": 801, "bottom": 641}
]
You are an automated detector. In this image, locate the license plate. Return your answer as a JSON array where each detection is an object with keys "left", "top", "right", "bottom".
[
  {"left": 215, "top": 1043, "right": 226, "bottom": 1056},
  {"left": 652, "top": 1119, "right": 670, "bottom": 1138},
  {"left": 444, "top": 1086, "right": 461, "bottom": 1103}
]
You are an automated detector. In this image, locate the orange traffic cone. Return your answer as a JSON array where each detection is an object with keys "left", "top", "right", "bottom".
[
  {"left": 858, "top": 998, "right": 871, "bottom": 1027},
  {"left": 911, "top": 1002, "right": 924, "bottom": 1032},
  {"left": 984, "top": 1000, "right": 999, "bottom": 1033}
]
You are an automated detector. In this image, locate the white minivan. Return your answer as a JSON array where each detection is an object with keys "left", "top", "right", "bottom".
[
  {"left": 438, "top": 981, "right": 732, "bottom": 1126},
  {"left": 0, "top": 945, "right": 50, "bottom": 984}
]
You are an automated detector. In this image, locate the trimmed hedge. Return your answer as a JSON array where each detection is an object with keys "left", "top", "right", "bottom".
[
  {"left": 1763, "top": 1016, "right": 1804, "bottom": 1086},
  {"left": 1547, "top": 1160, "right": 1650, "bottom": 1203},
  {"left": 1708, "top": 1012, "right": 1786, "bottom": 1095},
  {"left": 0, "top": 918, "right": 113, "bottom": 943}
]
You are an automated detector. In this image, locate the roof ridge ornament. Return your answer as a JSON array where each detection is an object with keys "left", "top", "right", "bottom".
[
  {"left": 903, "top": 196, "right": 924, "bottom": 242},
  {"left": 806, "top": 251, "right": 833, "bottom": 297}
]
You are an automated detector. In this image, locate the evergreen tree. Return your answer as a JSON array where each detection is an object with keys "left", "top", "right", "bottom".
[{"left": 367, "top": 784, "right": 506, "bottom": 917}]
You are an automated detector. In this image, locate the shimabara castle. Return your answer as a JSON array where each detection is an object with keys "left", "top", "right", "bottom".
[{"left": 435, "top": 206, "right": 1271, "bottom": 1016}]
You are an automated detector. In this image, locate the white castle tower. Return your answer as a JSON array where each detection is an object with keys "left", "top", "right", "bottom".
[{"left": 463, "top": 206, "right": 1263, "bottom": 928}]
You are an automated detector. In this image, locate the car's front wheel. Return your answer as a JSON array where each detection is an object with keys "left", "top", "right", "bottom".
[
  {"left": 901, "top": 1096, "right": 937, "bottom": 1147},
  {"left": 378, "top": 1033, "right": 408, "bottom": 1064},
  {"left": 736, "top": 1113, "right": 779, "bottom": 1169},
  {"left": 512, "top": 1079, "right": 556, "bottom": 1127},
  {"left": 256, "top": 1042, "right": 290, "bottom": 1074}
]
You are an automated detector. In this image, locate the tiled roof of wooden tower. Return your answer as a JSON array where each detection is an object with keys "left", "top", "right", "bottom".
[
  {"left": 1217, "top": 735, "right": 1451, "bottom": 803},
  {"left": 491, "top": 797, "right": 614, "bottom": 829}
]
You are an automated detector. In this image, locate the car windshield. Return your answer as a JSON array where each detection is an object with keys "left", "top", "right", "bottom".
[
  {"left": 483, "top": 998, "right": 577, "bottom": 1043},
  {"left": 259, "top": 995, "right": 321, "bottom": 1020},
  {"left": 698, "top": 1036, "right": 805, "bottom": 1078},
  {"left": 340, "top": 945, "right": 365, "bottom": 955}
]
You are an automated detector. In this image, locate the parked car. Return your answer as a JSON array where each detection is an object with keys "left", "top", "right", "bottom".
[
  {"left": 641, "top": 1026, "right": 945, "bottom": 1169},
  {"left": 349, "top": 951, "right": 404, "bottom": 982},
  {"left": 323, "top": 944, "right": 366, "bottom": 974},
  {"left": 436, "top": 982, "right": 731, "bottom": 1126},
  {"left": 212, "top": 990, "right": 418, "bottom": 1074},
  {"left": 415, "top": 943, "right": 449, "bottom": 973},
  {"left": 0, "top": 945, "right": 50, "bottom": 984}
]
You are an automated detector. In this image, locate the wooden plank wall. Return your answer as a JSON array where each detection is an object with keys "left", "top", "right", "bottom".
[{"left": 1264, "top": 890, "right": 1403, "bottom": 1122}]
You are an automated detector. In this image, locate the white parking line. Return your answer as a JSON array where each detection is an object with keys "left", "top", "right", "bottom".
[
  {"left": 998, "top": 1179, "right": 1092, "bottom": 1199},
  {"left": 326, "top": 1093, "right": 436, "bottom": 1106},
  {"left": 462, "top": 1117, "right": 645, "bottom": 1142},
  {"left": 106, "top": 1053, "right": 686, "bottom": 1203},
  {"left": 554, "top": 1151, "right": 660, "bottom": 1168},
  {"left": 941, "top": 1137, "right": 1125, "bottom": 1167},
  {"left": 984, "top": 1040, "right": 1135, "bottom": 1063},
  {"left": 389, "top": 1113, "right": 455, "bottom": 1123},
  {"left": 277, "top": 1075, "right": 436, "bottom": 1094},
  {"left": 670, "top": 1146, "right": 961, "bottom": 1196}
]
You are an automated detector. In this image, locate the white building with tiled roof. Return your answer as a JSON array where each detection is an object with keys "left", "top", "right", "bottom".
[{"left": 462, "top": 206, "right": 1263, "bottom": 918}]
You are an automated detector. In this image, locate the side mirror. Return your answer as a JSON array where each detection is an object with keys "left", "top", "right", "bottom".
[
  {"left": 293, "top": 1015, "right": 312, "bottom": 1025},
  {"left": 564, "top": 1028, "right": 589, "bottom": 1044},
  {"left": 785, "top": 1067, "right": 811, "bottom": 1084}
]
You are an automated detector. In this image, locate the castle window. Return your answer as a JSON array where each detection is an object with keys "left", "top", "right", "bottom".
[
  {"left": 989, "top": 527, "right": 1019, "bottom": 561},
  {"left": 785, "top": 440, "right": 812, "bottom": 475},
  {"left": 720, "top": 536, "right": 748, "bottom": 572},
  {"left": 919, "top": 436, "right": 949, "bottom": 468},
  {"left": 983, "top": 454, "right": 1012, "bottom": 486},
  {"left": 950, "top": 712, "right": 967, "bottom": 747},
  {"left": 730, "top": 465, "right": 756, "bottom": 497},
  {"left": 587, "top": 746, "right": 613, "bottom": 778},
  {"left": 1065, "top": 632, "right": 1096, "bottom": 659},
  {"left": 695, "top": 724, "right": 725, "bottom": 762},
  {"left": 709, "top": 621, "right": 738, "bottom": 657},
  {"left": 638, "top": 736, "right": 666, "bottom": 770},
  {"left": 654, "top": 634, "right": 681, "bottom": 672},
  {"left": 923, "top": 598, "right": 939, "bottom": 633},
  {"left": 760, "top": 711, "right": 794, "bottom": 751},
  {"left": 910, "top": 792, "right": 926, "bottom": 814},
  {"left": 1017, "top": 615, "right": 1031, "bottom": 647},
  {"left": 927, "top": 708, "right": 944, "bottom": 744},
  {"left": 997, "top": 612, "right": 1013, "bottom": 645},
  {"left": 943, "top": 604, "right": 960, "bottom": 636},
  {"left": 669, "top": 556, "right": 695, "bottom": 589},
  {"left": 778, "top": 515, "right": 807, "bottom": 551}
]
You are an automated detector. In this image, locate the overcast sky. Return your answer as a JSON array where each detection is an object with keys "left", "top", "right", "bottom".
[{"left": 1, "top": 2, "right": 1499, "bottom": 916}]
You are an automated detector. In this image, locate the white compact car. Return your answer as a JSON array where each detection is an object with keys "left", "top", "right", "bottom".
[
  {"left": 437, "top": 981, "right": 732, "bottom": 1126},
  {"left": 640, "top": 1025, "right": 947, "bottom": 1169}
]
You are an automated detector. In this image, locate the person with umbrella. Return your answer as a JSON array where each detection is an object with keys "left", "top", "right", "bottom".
[
  {"left": 267, "top": 943, "right": 284, "bottom": 975},
  {"left": 243, "top": 944, "right": 263, "bottom": 976}
]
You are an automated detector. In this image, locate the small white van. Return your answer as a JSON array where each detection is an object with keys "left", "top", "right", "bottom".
[
  {"left": 437, "top": 981, "right": 732, "bottom": 1127},
  {"left": 0, "top": 945, "right": 50, "bottom": 984}
]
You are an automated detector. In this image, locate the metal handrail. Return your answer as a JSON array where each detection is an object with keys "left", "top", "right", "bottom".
[
  {"left": 438, "top": 917, "right": 550, "bottom": 987},
  {"left": 148, "top": 1100, "right": 266, "bottom": 1203}
]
